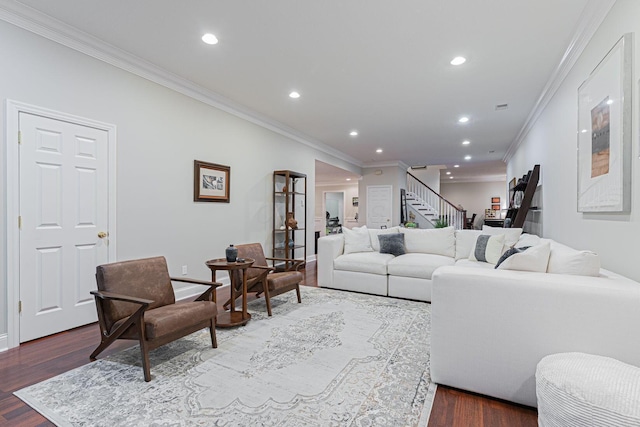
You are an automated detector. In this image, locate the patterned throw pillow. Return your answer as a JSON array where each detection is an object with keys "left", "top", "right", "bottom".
[
  {"left": 378, "top": 233, "right": 406, "bottom": 256},
  {"left": 469, "top": 234, "right": 505, "bottom": 264},
  {"left": 495, "top": 246, "right": 531, "bottom": 269}
]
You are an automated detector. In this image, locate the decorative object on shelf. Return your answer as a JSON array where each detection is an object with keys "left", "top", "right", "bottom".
[
  {"left": 282, "top": 185, "right": 287, "bottom": 193},
  {"left": 577, "top": 33, "right": 631, "bottom": 213},
  {"left": 286, "top": 212, "right": 298, "bottom": 229},
  {"left": 194, "top": 160, "right": 230, "bottom": 203},
  {"left": 225, "top": 244, "right": 238, "bottom": 262}
]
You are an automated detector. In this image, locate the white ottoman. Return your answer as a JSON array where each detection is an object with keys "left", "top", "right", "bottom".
[{"left": 536, "top": 353, "right": 640, "bottom": 427}]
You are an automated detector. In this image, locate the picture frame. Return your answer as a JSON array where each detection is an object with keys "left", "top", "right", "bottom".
[
  {"left": 352, "top": 197, "right": 359, "bottom": 207},
  {"left": 577, "top": 33, "right": 632, "bottom": 213},
  {"left": 491, "top": 204, "right": 501, "bottom": 211},
  {"left": 194, "top": 160, "right": 230, "bottom": 203},
  {"left": 491, "top": 197, "right": 500, "bottom": 204}
]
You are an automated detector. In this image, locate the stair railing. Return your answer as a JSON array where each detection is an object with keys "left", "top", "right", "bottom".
[{"left": 406, "top": 172, "right": 465, "bottom": 229}]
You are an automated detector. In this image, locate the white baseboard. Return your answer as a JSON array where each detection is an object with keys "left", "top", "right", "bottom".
[
  {"left": 174, "top": 281, "right": 230, "bottom": 302},
  {"left": 0, "top": 333, "right": 8, "bottom": 353}
]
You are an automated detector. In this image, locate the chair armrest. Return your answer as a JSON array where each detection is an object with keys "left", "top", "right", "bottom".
[
  {"left": 249, "top": 265, "right": 275, "bottom": 272},
  {"left": 170, "top": 277, "right": 223, "bottom": 288},
  {"left": 265, "top": 257, "right": 305, "bottom": 271},
  {"left": 90, "top": 290, "right": 154, "bottom": 306}
]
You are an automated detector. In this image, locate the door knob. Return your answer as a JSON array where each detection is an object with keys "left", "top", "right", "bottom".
[{"left": 98, "top": 231, "right": 108, "bottom": 239}]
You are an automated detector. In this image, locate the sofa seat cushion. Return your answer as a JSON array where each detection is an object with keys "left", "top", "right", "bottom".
[
  {"left": 334, "top": 252, "right": 395, "bottom": 275},
  {"left": 454, "top": 259, "right": 496, "bottom": 269},
  {"left": 387, "top": 253, "right": 455, "bottom": 279}
]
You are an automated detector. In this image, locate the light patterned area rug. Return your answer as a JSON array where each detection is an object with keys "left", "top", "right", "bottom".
[{"left": 16, "top": 286, "right": 435, "bottom": 426}]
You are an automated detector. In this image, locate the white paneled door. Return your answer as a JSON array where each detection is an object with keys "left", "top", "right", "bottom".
[
  {"left": 366, "top": 185, "right": 392, "bottom": 229},
  {"left": 18, "top": 112, "right": 110, "bottom": 342}
]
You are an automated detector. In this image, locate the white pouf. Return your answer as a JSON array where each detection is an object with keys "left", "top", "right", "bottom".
[{"left": 536, "top": 353, "right": 640, "bottom": 427}]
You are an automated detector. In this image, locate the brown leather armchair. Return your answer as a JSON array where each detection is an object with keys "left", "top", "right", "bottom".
[
  {"left": 90, "top": 256, "right": 221, "bottom": 381},
  {"left": 224, "top": 243, "right": 304, "bottom": 316}
]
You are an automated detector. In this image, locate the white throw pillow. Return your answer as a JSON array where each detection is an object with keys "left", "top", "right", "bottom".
[
  {"left": 455, "top": 229, "right": 482, "bottom": 260},
  {"left": 482, "top": 225, "right": 523, "bottom": 248},
  {"left": 401, "top": 226, "right": 455, "bottom": 257},
  {"left": 546, "top": 240, "right": 600, "bottom": 276},
  {"left": 469, "top": 234, "right": 505, "bottom": 264},
  {"left": 515, "top": 233, "right": 541, "bottom": 248},
  {"left": 369, "top": 226, "right": 400, "bottom": 252},
  {"left": 496, "top": 241, "right": 551, "bottom": 272},
  {"left": 342, "top": 226, "right": 374, "bottom": 254}
]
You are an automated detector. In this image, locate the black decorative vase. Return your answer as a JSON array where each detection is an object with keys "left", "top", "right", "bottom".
[{"left": 225, "top": 244, "right": 238, "bottom": 262}]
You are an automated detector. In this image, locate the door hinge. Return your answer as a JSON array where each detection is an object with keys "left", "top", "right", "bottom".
[
  {"left": 18, "top": 215, "right": 22, "bottom": 230},
  {"left": 19, "top": 300, "right": 22, "bottom": 313},
  {"left": 18, "top": 130, "right": 22, "bottom": 145}
]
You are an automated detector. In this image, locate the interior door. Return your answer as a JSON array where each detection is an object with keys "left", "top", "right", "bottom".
[
  {"left": 18, "top": 112, "right": 110, "bottom": 342},
  {"left": 367, "top": 185, "right": 392, "bottom": 229}
]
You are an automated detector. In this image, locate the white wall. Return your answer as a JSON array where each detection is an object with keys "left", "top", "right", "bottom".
[
  {"left": 0, "top": 21, "right": 359, "bottom": 337},
  {"left": 507, "top": 0, "right": 640, "bottom": 281},
  {"left": 440, "top": 181, "right": 507, "bottom": 229},
  {"left": 408, "top": 166, "right": 440, "bottom": 194}
]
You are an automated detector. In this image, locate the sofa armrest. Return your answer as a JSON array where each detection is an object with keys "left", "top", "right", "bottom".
[
  {"left": 431, "top": 266, "right": 640, "bottom": 408},
  {"left": 317, "top": 234, "right": 345, "bottom": 288}
]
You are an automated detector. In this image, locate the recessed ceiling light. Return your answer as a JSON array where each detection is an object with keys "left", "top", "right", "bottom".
[
  {"left": 201, "top": 33, "right": 218, "bottom": 45},
  {"left": 450, "top": 56, "right": 466, "bottom": 66},
  {"left": 376, "top": 149, "right": 383, "bottom": 153},
  {"left": 581, "top": 129, "right": 588, "bottom": 133},
  {"left": 454, "top": 164, "right": 460, "bottom": 168},
  {"left": 464, "top": 155, "right": 472, "bottom": 160},
  {"left": 606, "top": 99, "right": 614, "bottom": 105},
  {"left": 462, "top": 140, "right": 470, "bottom": 145},
  {"left": 458, "top": 116, "right": 469, "bottom": 123},
  {"left": 346, "top": 178, "right": 351, "bottom": 181},
  {"left": 449, "top": 176, "right": 454, "bottom": 179},
  {"left": 350, "top": 131, "right": 358, "bottom": 137},
  {"left": 289, "top": 91, "right": 300, "bottom": 99}
]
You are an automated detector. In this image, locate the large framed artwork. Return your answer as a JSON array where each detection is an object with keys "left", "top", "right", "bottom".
[
  {"left": 577, "top": 33, "right": 632, "bottom": 213},
  {"left": 194, "top": 160, "right": 230, "bottom": 202}
]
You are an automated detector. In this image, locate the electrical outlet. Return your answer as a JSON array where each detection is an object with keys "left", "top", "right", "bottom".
[{"left": 182, "top": 265, "right": 188, "bottom": 275}]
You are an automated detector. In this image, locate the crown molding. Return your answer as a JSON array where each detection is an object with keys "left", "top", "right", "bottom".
[
  {"left": 503, "top": 0, "right": 616, "bottom": 162},
  {"left": 362, "top": 160, "right": 410, "bottom": 170},
  {"left": 0, "top": 0, "right": 363, "bottom": 168}
]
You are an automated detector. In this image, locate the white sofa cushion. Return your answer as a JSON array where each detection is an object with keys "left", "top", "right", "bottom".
[
  {"left": 333, "top": 252, "right": 394, "bottom": 275},
  {"left": 516, "top": 233, "right": 541, "bottom": 248},
  {"left": 369, "top": 226, "right": 400, "bottom": 252},
  {"left": 546, "top": 240, "right": 600, "bottom": 277},
  {"left": 482, "top": 225, "right": 523, "bottom": 247},
  {"left": 469, "top": 234, "right": 505, "bottom": 264},
  {"left": 496, "top": 241, "right": 551, "bottom": 273},
  {"left": 401, "top": 226, "right": 455, "bottom": 257},
  {"left": 388, "top": 253, "right": 456, "bottom": 279},
  {"left": 455, "top": 229, "right": 482, "bottom": 260},
  {"left": 342, "top": 226, "right": 374, "bottom": 254},
  {"left": 454, "top": 259, "right": 496, "bottom": 269}
]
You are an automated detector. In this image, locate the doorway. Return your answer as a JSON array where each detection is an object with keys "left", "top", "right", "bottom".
[
  {"left": 324, "top": 192, "right": 344, "bottom": 234},
  {"left": 5, "top": 101, "right": 117, "bottom": 347}
]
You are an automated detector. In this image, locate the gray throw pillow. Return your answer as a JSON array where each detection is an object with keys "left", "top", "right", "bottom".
[{"left": 378, "top": 233, "right": 406, "bottom": 256}]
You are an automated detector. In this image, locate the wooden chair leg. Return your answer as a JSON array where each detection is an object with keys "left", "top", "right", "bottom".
[
  {"left": 263, "top": 284, "right": 273, "bottom": 316},
  {"left": 210, "top": 318, "right": 217, "bottom": 348},
  {"left": 296, "top": 284, "right": 302, "bottom": 303},
  {"left": 137, "top": 322, "right": 152, "bottom": 382}
]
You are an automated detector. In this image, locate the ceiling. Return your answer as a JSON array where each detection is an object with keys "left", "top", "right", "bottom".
[{"left": 9, "top": 0, "right": 594, "bottom": 182}]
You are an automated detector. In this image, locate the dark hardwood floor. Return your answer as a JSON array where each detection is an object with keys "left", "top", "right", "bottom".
[{"left": 0, "top": 261, "right": 537, "bottom": 426}]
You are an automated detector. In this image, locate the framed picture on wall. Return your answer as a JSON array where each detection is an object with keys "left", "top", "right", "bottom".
[
  {"left": 577, "top": 33, "right": 632, "bottom": 212},
  {"left": 194, "top": 160, "right": 230, "bottom": 202}
]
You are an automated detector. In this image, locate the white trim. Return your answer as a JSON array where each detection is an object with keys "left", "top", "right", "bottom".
[
  {"left": 504, "top": 0, "right": 616, "bottom": 162},
  {"left": 0, "top": 0, "right": 363, "bottom": 169},
  {"left": 5, "top": 100, "right": 117, "bottom": 349},
  {"left": 0, "top": 333, "right": 7, "bottom": 352}
]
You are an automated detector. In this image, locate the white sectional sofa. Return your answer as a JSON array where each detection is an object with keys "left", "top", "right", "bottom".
[{"left": 317, "top": 225, "right": 640, "bottom": 408}]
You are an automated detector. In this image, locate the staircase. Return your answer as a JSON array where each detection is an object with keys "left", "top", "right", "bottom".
[{"left": 406, "top": 172, "right": 465, "bottom": 229}]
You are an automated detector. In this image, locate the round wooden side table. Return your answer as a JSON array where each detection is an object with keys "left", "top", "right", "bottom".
[{"left": 205, "top": 258, "right": 254, "bottom": 327}]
